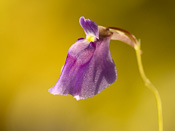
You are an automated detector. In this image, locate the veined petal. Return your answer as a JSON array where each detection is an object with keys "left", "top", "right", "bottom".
[
  {"left": 79, "top": 16, "right": 99, "bottom": 40},
  {"left": 78, "top": 37, "right": 117, "bottom": 100},
  {"left": 49, "top": 37, "right": 117, "bottom": 100},
  {"left": 48, "top": 39, "right": 96, "bottom": 99}
]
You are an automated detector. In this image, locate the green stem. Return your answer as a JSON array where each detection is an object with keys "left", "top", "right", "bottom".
[{"left": 134, "top": 43, "right": 163, "bottom": 131}]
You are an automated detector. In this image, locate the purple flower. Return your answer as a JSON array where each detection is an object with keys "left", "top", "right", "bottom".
[{"left": 49, "top": 16, "right": 117, "bottom": 100}]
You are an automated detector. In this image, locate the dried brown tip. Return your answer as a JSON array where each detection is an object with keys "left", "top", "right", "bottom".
[{"left": 107, "top": 27, "right": 137, "bottom": 43}]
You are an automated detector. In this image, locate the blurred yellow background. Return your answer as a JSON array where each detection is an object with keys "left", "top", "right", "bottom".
[{"left": 0, "top": 0, "right": 175, "bottom": 131}]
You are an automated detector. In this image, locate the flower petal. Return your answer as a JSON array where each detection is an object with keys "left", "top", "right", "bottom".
[
  {"left": 49, "top": 39, "right": 96, "bottom": 99},
  {"left": 49, "top": 37, "right": 117, "bottom": 100},
  {"left": 79, "top": 16, "right": 99, "bottom": 39},
  {"left": 78, "top": 37, "right": 117, "bottom": 100}
]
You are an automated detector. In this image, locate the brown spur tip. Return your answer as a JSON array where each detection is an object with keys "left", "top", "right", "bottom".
[{"left": 107, "top": 27, "right": 137, "bottom": 43}]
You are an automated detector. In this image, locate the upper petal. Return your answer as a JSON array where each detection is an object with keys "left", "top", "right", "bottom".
[{"left": 79, "top": 16, "right": 99, "bottom": 39}]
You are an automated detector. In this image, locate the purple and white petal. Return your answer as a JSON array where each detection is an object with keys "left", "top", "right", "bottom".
[
  {"left": 79, "top": 16, "right": 99, "bottom": 39},
  {"left": 49, "top": 39, "right": 96, "bottom": 99},
  {"left": 78, "top": 37, "right": 117, "bottom": 100},
  {"left": 49, "top": 37, "right": 117, "bottom": 100}
]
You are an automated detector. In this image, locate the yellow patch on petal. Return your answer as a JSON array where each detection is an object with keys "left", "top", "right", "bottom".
[{"left": 86, "top": 36, "right": 95, "bottom": 42}]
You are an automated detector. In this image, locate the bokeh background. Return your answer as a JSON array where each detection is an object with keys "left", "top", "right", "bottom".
[{"left": 0, "top": 0, "right": 175, "bottom": 131}]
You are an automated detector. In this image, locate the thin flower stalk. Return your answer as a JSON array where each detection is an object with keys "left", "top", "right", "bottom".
[{"left": 134, "top": 42, "right": 163, "bottom": 131}]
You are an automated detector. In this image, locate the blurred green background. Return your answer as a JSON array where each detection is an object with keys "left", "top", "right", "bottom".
[{"left": 0, "top": 0, "right": 175, "bottom": 131}]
